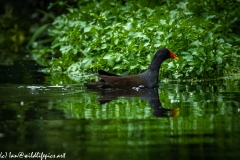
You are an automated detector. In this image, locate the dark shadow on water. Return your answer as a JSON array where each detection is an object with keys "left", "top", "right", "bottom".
[
  {"left": 0, "top": 60, "right": 46, "bottom": 84},
  {"left": 86, "top": 88, "right": 179, "bottom": 118}
]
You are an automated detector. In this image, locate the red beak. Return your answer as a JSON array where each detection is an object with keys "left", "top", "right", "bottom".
[{"left": 169, "top": 50, "right": 179, "bottom": 60}]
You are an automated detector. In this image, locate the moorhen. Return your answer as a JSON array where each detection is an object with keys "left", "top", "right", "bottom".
[{"left": 84, "top": 48, "right": 178, "bottom": 88}]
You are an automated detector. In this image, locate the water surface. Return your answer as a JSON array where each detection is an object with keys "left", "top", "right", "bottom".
[{"left": 0, "top": 61, "right": 240, "bottom": 160}]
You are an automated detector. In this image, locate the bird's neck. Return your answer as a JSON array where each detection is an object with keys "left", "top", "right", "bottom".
[
  {"left": 139, "top": 58, "right": 164, "bottom": 88},
  {"left": 148, "top": 57, "right": 164, "bottom": 71}
]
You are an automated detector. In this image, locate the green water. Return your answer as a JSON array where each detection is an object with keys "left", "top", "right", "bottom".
[
  {"left": 0, "top": 80, "right": 240, "bottom": 160},
  {"left": 0, "top": 62, "right": 240, "bottom": 160}
]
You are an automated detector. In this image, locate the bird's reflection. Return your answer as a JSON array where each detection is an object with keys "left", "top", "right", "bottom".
[{"left": 87, "top": 88, "right": 179, "bottom": 118}]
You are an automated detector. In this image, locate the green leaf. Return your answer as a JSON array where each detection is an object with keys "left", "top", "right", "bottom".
[
  {"left": 108, "top": 58, "right": 115, "bottom": 67},
  {"left": 184, "top": 11, "right": 193, "bottom": 15},
  {"left": 81, "top": 57, "right": 93, "bottom": 68},
  {"left": 154, "top": 44, "right": 161, "bottom": 48},
  {"left": 144, "top": 42, "right": 150, "bottom": 47},
  {"left": 123, "top": 22, "right": 132, "bottom": 30},
  {"left": 140, "top": 65, "right": 147, "bottom": 70},
  {"left": 115, "top": 55, "right": 121, "bottom": 62},
  {"left": 181, "top": 52, "right": 190, "bottom": 55},
  {"left": 113, "top": 64, "right": 121, "bottom": 70},
  {"left": 160, "top": 19, "right": 166, "bottom": 25},
  {"left": 147, "top": 27, "right": 153, "bottom": 31},
  {"left": 130, "top": 64, "right": 138, "bottom": 70},
  {"left": 26, "top": 24, "right": 49, "bottom": 50},
  {"left": 72, "top": 49, "right": 78, "bottom": 54},
  {"left": 114, "top": 39, "right": 119, "bottom": 45},
  {"left": 216, "top": 57, "right": 222, "bottom": 64},
  {"left": 135, "top": 32, "right": 145, "bottom": 38},
  {"left": 60, "top": 45, "right": 72, "bottom": 54},
  {"left": 185, "top": 55, "right": 193, "bottom": 61},
  {"left": 217, "top": 50, "right": 224, "bottom": 55},
  {"left": 206, "top": 15, "right": 215, "bottom": 19},
  {"left": 81, "top": 48, "right": 91, "bottom": 57},
  {"left": 103, "top": 53, "right": 112, "bottom": 60},
  {"left": 84, "top": 26, "right": 92, "bottom": 33},
  {"left": 101, "top": 44, "right": 107, "bottom": 49},
  {"left": 191, "top": 40, "right": 201, "bottom": 46},
  {"left": 37, "top": 9, "right": 55, "bottom": 19}
]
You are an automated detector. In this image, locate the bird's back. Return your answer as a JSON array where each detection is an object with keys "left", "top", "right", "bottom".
[{"left": 97, "top": 74, "right": 147, "bottom": 88}]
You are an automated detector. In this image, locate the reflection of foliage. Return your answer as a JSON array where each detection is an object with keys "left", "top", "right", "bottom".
[
  {"left": 2, "top": 81, "right": 240, "bottom": 159},
  {"left": 49, "top": 79, "right": 239, "bottom": 120},
  {"left": 31, "top": 0, "right": 240, "bottom": 81},
  {"left": 2, "top": 80, "right": 239, "bottom": 120}
]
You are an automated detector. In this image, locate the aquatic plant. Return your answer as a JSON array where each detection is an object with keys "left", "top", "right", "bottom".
[{"left": 30, "top": 0, "right": 240, "bottom": 80}]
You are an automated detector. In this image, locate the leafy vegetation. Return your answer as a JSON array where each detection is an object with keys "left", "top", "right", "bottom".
[
  {"left": 30, "top": 0, "right": 240, "bottom": 81},
  {"left": 0, "top": 0, "right": 70, "bottom": 65}
]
